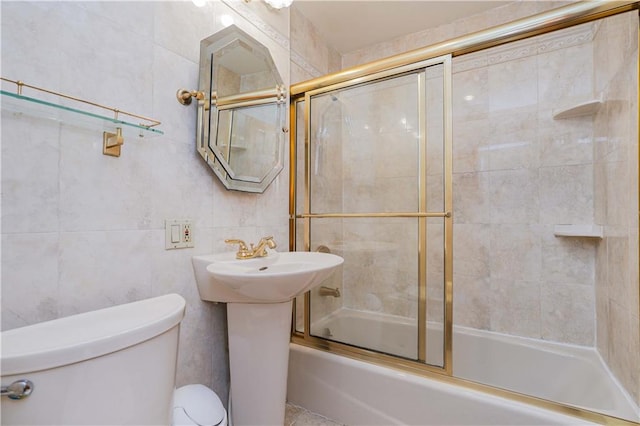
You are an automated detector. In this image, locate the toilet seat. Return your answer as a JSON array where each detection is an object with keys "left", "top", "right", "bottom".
[{"left": 173, "top": 384, "right": 227, "bottom": 426}]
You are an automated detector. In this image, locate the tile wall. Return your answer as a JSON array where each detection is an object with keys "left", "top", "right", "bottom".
[
  {"left": 593, "top": 11, "right": 640, "bottom": 405},
  {"left": 447, "top": 22, "right": 598, "bottom": 345},
  {"left": 1, "top": 0, "right": 290, "bottom": 406}
]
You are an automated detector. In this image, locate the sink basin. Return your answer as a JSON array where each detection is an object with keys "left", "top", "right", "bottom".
[{"left": 192, "top": 251, "right": 344, "bottom": 303}]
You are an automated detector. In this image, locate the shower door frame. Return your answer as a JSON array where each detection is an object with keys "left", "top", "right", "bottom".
[
  {"left": 291, "top": 55, "right": 454, "bottom": 375},
  {"left": 289, "top": 1, "right": 639, "bottom": 425}
]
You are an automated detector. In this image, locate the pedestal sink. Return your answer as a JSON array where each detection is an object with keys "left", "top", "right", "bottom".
[{"left": 192, "top": 250, "right": 343, "bottom": 426}]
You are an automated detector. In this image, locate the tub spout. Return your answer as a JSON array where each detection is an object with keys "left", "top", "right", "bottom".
[{"left": 318, "top": 286, "right": 340, "bottom": 297}]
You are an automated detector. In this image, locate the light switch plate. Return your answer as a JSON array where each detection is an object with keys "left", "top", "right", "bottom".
[{"left": 165, "top": 219, "right": 194, "bottom": 249}]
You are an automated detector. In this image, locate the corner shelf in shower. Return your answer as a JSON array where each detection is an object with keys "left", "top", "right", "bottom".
[
  {"left": 1, "top": 77, "right": 163, "bottom": 157},
  {"left": 552, "top": 99, "right": 602, "bottom": 120},
  {"left": 553, "top": 224, "right": 603, "bottom": 239}
]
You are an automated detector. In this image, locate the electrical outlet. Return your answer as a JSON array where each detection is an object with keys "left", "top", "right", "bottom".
[
  {"left": 183, "top": 223, "right": 192, "bottom": 243},
  {"left": 165, "top": 219, "right": 194, "bottom": 249}
]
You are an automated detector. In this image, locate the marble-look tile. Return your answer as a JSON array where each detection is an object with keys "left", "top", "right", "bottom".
[
  {"left": 373, "top": 133, "right": 419, "bottom": 180},
  {"left": 490, "top": 279, "right": 541, "bottom": 339},
  {"left": 382, "top": 177, "right": 421, "bottom": 212},
  {"left": 151, "top": 45, "right": 199, "bottom": 146},
  {"left": 52, "top": 3, "right": 154, "bottom": 115},
  {"left": 606, "top": 235, "right": 631, "bottom": 311},
  {"left": 488, "top": 55, "right": 538, "bottom": 113},
  {"left": 453, "top": 274, "right": 492, "bottom": 330},
  {"left": 212, "top": 187, "right": 258, "bottom": 228},
  {"left": 488, "top": 169, "right": 539, "bottom": 225},
  {"left": 453, "top": 172, "right": 491, "bottom": 224},
  {"left": 57, "top": 230, "right": 154, "bottom": 317},
  {"left": 538, "top": 164, "right": 593, "bottom": 225},
  {"left": 256, "top": 172, "right": 291, "bottom": 230},
  {"left": 0, "top": 2, "right": 65, "bottom": 96},
  {"left": 629, "top": 230, "right": 639, "bottom": 315},
  {"left": 630, "top": 313, "right": 640, "bottom": 405},
  {"left": 605, "top": 161, "right": 631, "bottom": 227},
  {"left": 453, "top": 224, "right": 491, "bottom": 278},
  {"left": 290, "top": 6, "right": 338, "bottom": 77},
  {"left": 154, "top": 1, "right": 215, "bottom": 64},
  {"left": 148, "top": 140, "right": 216, "bottom": 230},
  {"left": 593, "top": 161, "right": 607, "bottom": 224},
  {"left": 453, "top": 66, "right": 489, "bottom": 120},
  {"left": 490, "top": 224, "right": 542, "bottom": 282},
  {"left": 538, "top": 112, "right": 593, "bottom": 168},
  {"left": 77, "top": 2, "right": 154, "bottom": 39},
  {"left": 540, "top": 283, "right": 595, "bottom": 345},
  {"left": 537, "top": 42, "right": 593, "bottom": 110},
  {"left": 608, "top": 301, "right": 635, "bottom": 398},
  {"left": 595, "top": 277, "right": 610, "bottom": 359},
  {"left": 541, "top": 227, "right": 596, "bottom": 285},
  {"left": 594, "top": 12, "right": 636, "bottom": 95},
  {"left": 487, "top": 109, "right": 539, "bottom": 171},
  {"left": 1, "top": 233, "right": 60, "bottom": 330},
  {"left": 58, "top": 126, "right": 154, "bottom": 232},
  {"left": 452, "top": 118, "right": 491, "bottom": 173},
  {"left": 1, "top": 112, "right": 60, "bottom": 234}
]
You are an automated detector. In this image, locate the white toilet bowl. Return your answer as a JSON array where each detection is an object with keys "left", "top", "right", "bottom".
[{"left": 1, "top": 294, "right": 227, "bottom": 426}]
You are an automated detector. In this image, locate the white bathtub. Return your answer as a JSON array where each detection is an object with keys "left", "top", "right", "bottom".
[{"left": 288, "top": 308, "right": 640, "bottom": 424}]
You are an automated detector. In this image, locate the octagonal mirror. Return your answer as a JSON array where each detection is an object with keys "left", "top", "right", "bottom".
[{"left": 196, "top": 25, "right": 287, "bottom": 193}]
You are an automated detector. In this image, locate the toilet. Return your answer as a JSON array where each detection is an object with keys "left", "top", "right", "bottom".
[{"left": 0, "top": 294, "right": 227, "bottom": 426}]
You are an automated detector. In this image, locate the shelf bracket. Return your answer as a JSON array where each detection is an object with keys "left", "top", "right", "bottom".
[{"left": 103, "top": 128, "right": 124, "bottom": 157}]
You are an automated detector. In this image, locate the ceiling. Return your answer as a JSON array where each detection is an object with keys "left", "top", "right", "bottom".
[{"left": 293, "top": 1, "right": 512, "bottom": 54}]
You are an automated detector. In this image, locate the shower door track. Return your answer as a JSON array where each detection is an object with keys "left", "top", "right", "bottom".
[{"left": 296, "top": 212, "right": 450, "bottom": 218}]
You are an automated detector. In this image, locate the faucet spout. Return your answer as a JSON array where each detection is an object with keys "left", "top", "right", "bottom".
[
  {"left": 251, "top": 236, "right": 277, "bottom": 258},
  {"left": 226, "top": 236, "right": 277, "bottom": 259}
]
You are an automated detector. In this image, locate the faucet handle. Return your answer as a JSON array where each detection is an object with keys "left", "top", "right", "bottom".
[
  {"left": 225, "top": 238, "right": 248, "bottom": 249},
  {"left": 225, "top": 239, "right": 251, "bottom": 258}
]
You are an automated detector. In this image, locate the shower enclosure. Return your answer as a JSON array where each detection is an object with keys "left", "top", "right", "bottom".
[
  {"left": 292, "top": 55, "right": 453, "bottom": 372},
  {"left": 290, "top": 2, "right": 638, "bottom": 424}
]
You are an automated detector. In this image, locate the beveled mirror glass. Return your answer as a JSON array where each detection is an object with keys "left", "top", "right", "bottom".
[{"left": 196, "top": 25, "right": 286, "bottom": 193}]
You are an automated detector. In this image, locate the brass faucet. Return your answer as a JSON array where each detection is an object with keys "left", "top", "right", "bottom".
[{"left": 225, "top": 236, "right": 277, "bottom": 259}]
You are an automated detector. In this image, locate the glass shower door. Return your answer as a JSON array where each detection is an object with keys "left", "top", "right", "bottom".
[{"left": 294, "top": 56, "right": 452, "bottom": 370}]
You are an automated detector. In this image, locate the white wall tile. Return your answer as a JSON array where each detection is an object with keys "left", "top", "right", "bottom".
[
  {"left": 1, "top": 233, "right": 60, "bottom": 330},
  {"left": 1, "top": 112, "right": 60, "bottom": 234}
]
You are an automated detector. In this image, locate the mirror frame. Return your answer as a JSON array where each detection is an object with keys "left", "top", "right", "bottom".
[{"left": 196, "top": 25, "right": 287, "bottom": 193}]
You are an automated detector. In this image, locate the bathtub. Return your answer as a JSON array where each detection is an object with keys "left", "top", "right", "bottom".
[{"left": 288, "top": 308, "right": 640, "bottom": 425}]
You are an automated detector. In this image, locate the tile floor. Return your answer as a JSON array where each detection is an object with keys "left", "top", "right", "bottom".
[{"left": 285, "top": 403, "right": 345, "bottom": 426}]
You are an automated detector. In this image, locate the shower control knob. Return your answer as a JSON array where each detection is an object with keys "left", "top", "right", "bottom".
[{"left": 1, "top": 379, "right": 34, "bottom": 400}]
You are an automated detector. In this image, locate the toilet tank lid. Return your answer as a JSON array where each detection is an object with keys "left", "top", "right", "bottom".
[{"left": 1, "top": 294, "right": 186, "bottom": 375}]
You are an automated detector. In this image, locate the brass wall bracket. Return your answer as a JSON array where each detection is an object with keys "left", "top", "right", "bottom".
[
  {"left": 103, "top": 128, "right": 124, "bottom": 157},
  {"left": 176, "top": 89, "right": 205, "bottom": 105}
]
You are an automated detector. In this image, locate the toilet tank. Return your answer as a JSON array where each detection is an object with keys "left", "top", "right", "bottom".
[{"left": 1, "top": 294, "right": 186, "bottom": 426}]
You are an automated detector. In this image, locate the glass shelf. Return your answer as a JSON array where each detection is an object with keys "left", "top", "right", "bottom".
[{"left": 1, "top": 90, "right": 163, "bottom": 138}]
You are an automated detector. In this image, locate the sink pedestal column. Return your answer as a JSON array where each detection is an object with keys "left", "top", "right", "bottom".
[{"left": 227, "top": 300, "right": 293, "bottom": 426}]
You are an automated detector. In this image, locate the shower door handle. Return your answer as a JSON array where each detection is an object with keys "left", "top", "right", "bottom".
[{"left": 1, "top": 379, "right": 34, "bottom": 400}]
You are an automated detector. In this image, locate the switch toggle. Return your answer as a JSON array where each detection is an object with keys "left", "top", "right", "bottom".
[
  {"left": 171, "top": 224, "right": 181, "bottom": 243},
  {"left": 165, "top": 219, "right": 194, "bottom": 250}
]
